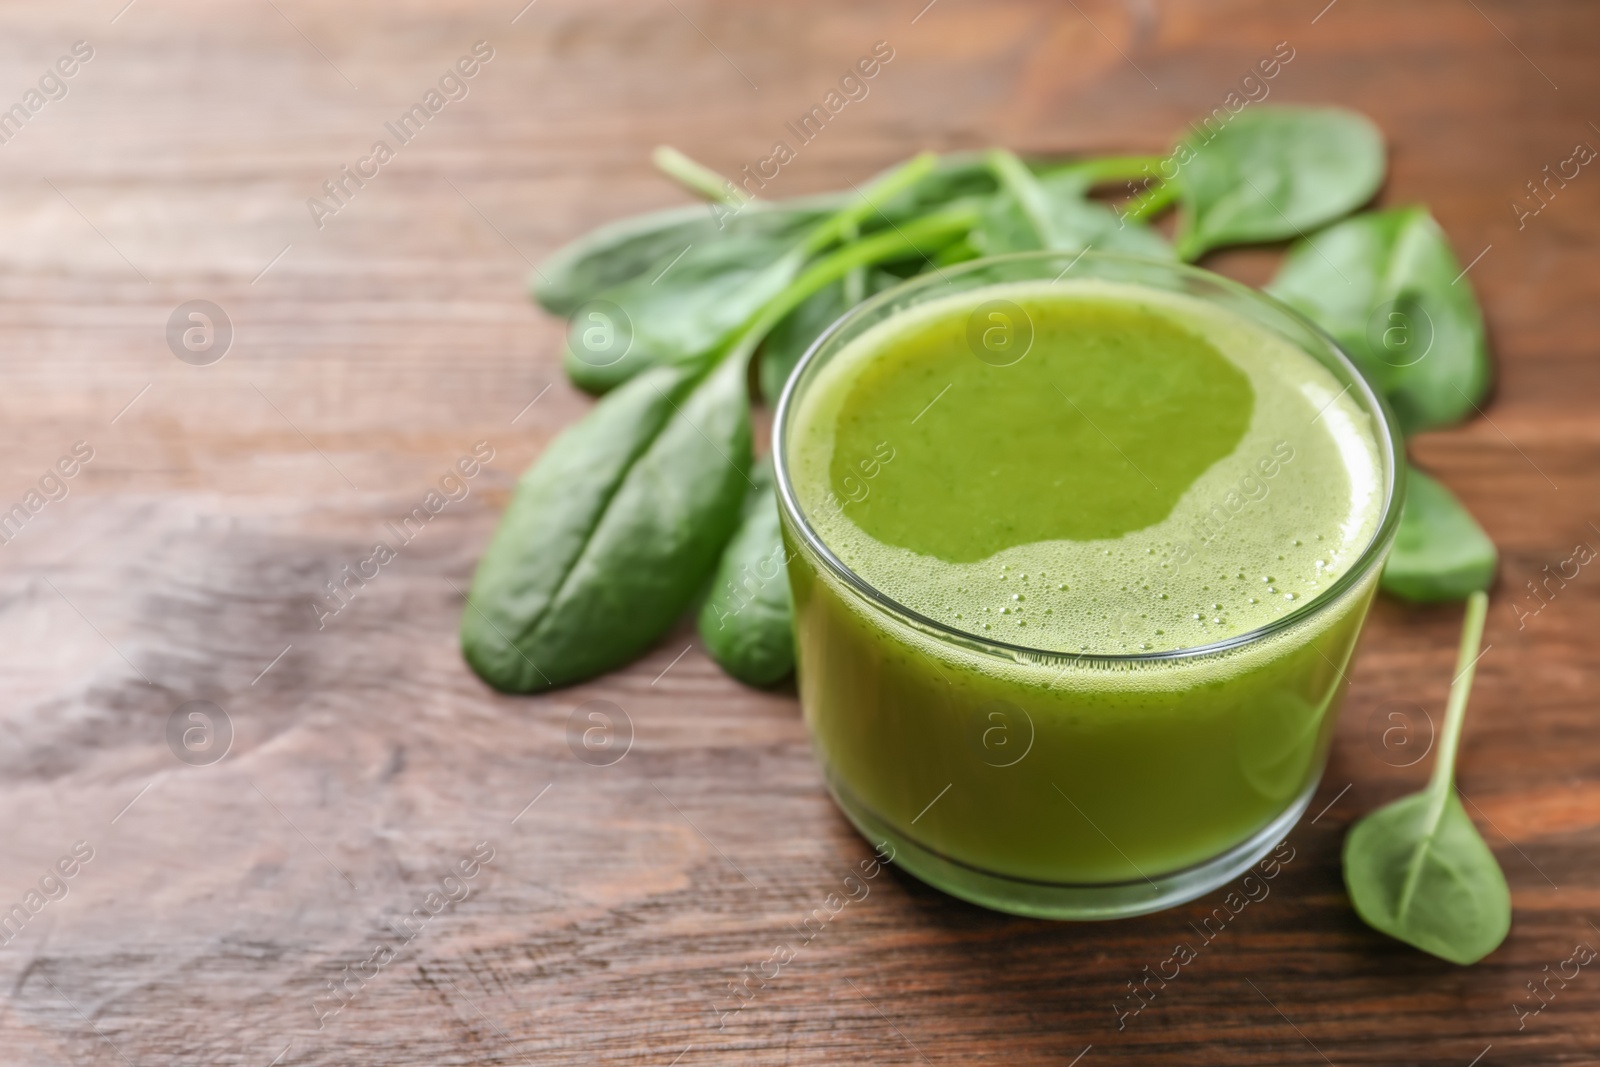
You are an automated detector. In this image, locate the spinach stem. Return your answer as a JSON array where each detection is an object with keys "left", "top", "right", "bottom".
[
  {"left": 935, "top": 237, "right": 982, "bottom": 267},
  {"left": 842, "top": 220, "right": 866, "bottom": 305},
  {"left": 1395, "top": 589, "right": 1488, "bottom": 917},
  {"left": 800, "top": 152, "right": 940, "bottom": 255},
  {"left": 732, "top": 205, "right": 981, "bottom": 362},
  {"left": 652, "top": 146, "right": 747, "bottom": 206},
  {"left": 1124, "top": 181, "right": 1179, "bottom": 222},
  {"left": 1429, "top": 590, "right": 1490, "bottom": 799},
  {"left": 1043, "top": 154, "right": 1164, "bottom": 187}
]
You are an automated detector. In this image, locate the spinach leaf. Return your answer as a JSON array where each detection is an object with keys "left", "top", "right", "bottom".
[
  {"left": 972, "top": 151, "right": 1173, "bottom": 258},
  {"left": 864, "top": 151, "right": 1153, "bottom": 228},
  {"left": 759, "top": 281, "right": 847, "bottom": 407},
  {"left": 1343, "top": 591, "right": 1511, "bottom": 965},
  {"left": 984, "top": 148, "right": 1082, "bottom": 248},
  {"left": 562, "top": 214, "right": 825, "bottom": 394},
  {"left": 869, "top": 152, "right": 997, "bottom": 224},
  {"left": 460, "top": 355, "right": 751, "bottom": 692},
  {"left": 758, "top": 269, "right": 899, "bottom": 405},
  {"left": 531, "top": 202, "right": 715, "bottom": 316},
  {"left": 748, "top": 205, "right": 983, "bottom": 407},
  {"left": 533, "top": 198, "right": 842, "bottom": 317},
  {"left": 698, "top": 460, "right": 795, "bottom": 687},
  {"left": 1172, "top": 106, "right": 1385, "bottom": 260},
  {"left": 564, "top": 156, "right": 940, "bottom": 394},
  {"left": 971, "top": 185, "right": 1174, "bottom": 258},
  {"left": 1268, "top": 207, "right": 1491, "bottom": 434},
  {"left": 1381, "top": 465, "right": 1497, "bottom": 603}
]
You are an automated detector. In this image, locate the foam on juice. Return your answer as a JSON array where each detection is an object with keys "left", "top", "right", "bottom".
[{"left": 788, "top": 280, "right": 1385, "bottom": 656}]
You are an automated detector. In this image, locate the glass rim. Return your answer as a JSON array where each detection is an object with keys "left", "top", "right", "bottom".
[{"left": 770, "top": 249, "right": 1406, "bottom": 667}]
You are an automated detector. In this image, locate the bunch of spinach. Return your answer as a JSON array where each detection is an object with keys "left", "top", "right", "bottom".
[
  {"left": 464, "top": 178, "right": 981, "bottom": 692},
  {"left": 465, "top": 104, "right": 1499, "bottom": 697}
]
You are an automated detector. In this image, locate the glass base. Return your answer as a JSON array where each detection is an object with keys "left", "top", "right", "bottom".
[{"left": 825, "top": 770, "right": 1320, "bottom": 920}]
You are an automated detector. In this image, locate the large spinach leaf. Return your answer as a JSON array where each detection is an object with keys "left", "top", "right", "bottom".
[
  {"left": 758, "top": 269, "right": 899, "bottom": 404},
  {"left": 864, "top": 150, "right": 1152, "bottom": 229},
  {"left": 972, "top": 151, "right": 1173, "bottom": 258},
  {"left": 869, "top": 152, "right": 997, "bottom": 225},
  {"left": 1381, "top": 464, "right": 1497, "bottom": 603},
  {"left": 698, "top": 460, "right": 795, "bottom": 687},
  {"left": 1343, "top": 592, "right": 1510, "bottom": 965},
  {"left": 1172, "top": 106, "right": 1385, "bottom": 260},
  {"left": 970, "top": 185, "right": 1174, "bottom": 258},
  {"left": 461, "top": 355, "right": 751, "bottom": 692},
  {"left": 564, "top": 156, "right": 940, "bottom": 394},
  {"left": 754, "top": 204, "right": 985, "bottom": 405},
  {"left": 1268, "top": 206, "right": 1490, "bottom": 434},
  {"left": 563, "top": 225, "right": 812, "bottom": 394},
  {"left": 533, "top": 198, "right": 841, "bottom": 316}
]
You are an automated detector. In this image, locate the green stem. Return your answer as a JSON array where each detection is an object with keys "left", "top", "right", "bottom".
[
  {"left": 842, "top": 220, "right": 866, "bottom": 305},
  {"left": 986, "top": 148, "right": 1064, "bottom": 249},
  {"left": 935, "top": 237, "right": 982, "bottom": 266},
  {"left": 652, "top": 146, "right": 745, "bottom": 206},
  {"left": 1042, "top": 154, "right": 1163, "bottom": 188},
  {"left": 1396, "top": 589, "right": 1489, "bottom": 918},
  {"left": 731, "top": 205, "right": 980, "bottom": 362},
  {"left": 800, "top": 152, "right": 939, "bottom": 256},
  {"left": 1429, "top": 590, "right": 1490, "bottom": 799},
  {"left": 1124, "top": 180, "right": 1178, "bottom": 223}
]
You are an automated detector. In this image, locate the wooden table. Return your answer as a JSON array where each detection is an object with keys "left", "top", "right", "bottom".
[{"left": 1, "top": 0, "right": 1596, "bottom": 1062}]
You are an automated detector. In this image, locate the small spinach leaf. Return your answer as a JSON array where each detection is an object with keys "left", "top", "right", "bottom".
[
  {"left": 1172, "top": 105, "right": 1385, "bottom": 260},
  {"left": 1268, "top": 206, "right": 1491, "bottom": 434},
  {"left": 698, "top": 460, "right": 795, "bottom": 687},
  {"left": 461, "top": 355, "right": 751, "bottom": 692},
  {"left": 1381, "top": 465, "right": 1497, "bottom": 603},
  {"left": 1343, "top": 591, "right": 1511, "bottom": 965}
]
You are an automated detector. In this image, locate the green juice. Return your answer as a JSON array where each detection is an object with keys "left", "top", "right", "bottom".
[{"left": 780, "top": 276, "right": 1391, "bottom": 916}]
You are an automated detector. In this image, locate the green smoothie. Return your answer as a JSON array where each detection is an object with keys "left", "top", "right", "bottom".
[{"left": 779, "top": 276, "right": 1391, "bottom": 914}]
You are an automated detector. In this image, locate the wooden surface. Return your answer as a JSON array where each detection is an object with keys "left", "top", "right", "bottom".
[{"left": 1, "top": 0, "right": 1597, "bottom": 1063}]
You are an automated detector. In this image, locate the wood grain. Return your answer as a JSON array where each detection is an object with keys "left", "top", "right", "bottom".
[{"left": 1, "top": 0, "right": 1598, "bottom": 1063}]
